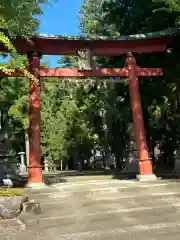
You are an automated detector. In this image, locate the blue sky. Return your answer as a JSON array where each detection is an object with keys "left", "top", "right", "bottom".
[{"left": 40, "top": 0, "right": 84, "bottom": 67}]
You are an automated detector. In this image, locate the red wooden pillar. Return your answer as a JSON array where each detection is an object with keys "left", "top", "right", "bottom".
[
  {"left": 27, "top": 52, "right": 43, "bottom": 185},
  {"left": 126, "top": 53, "right": 156, "bottom": 180}
]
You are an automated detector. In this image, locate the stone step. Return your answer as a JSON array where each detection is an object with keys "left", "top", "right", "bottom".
[
  {"left": 38, "top": 191, "right": 180, "bottom": 206},
  {"left": 29, "top": 185, "right": 180, "bottom": 203},
  {"left": 16, "top": 205, "right": 180, "bottom": 234},
  {"left": 29, "top": 179, "right": 176, "bottom": 191},
  {"left": 25, "top": 192, "right": 180, "bottom": 219},
  {"left": 21, "top": 199, "right": 180, "bottom": 220},
  {"left": 51, "top": 179, "right": 177, "bottom": 189},
  {"left": 51, "top": 180, "right": 180, "bottom": 193},
  {"left": 27, "top": 180, "right": 180, "bottom": 194},
  {"left": 1, "top": 220, "right": 180, "bottom": 240},
  {"left": 28, "top": 221, "right": 180, "bottom": 240},
  {"left": 37, "top": 222, "right": 180, "bottom": 240}
]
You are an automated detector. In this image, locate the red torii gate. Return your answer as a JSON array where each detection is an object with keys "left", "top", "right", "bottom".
[{"left": 0, "top": 33, "right": 175, "bottom": 186}]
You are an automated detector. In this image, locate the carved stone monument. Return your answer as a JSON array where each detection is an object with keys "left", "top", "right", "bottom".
[
  {"left": 0, "top": 130, "right": 19, "bottom": 187},
  {"left": 174, "top": 150, "right": 180, "bottom": 174},
  {"left": 121, "top": 140, "right": 139, "bottom": 174}
]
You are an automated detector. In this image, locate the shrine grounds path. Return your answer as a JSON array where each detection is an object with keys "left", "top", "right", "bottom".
[{"left": 1, "top": 178, "right": 180, "bottom": 239}]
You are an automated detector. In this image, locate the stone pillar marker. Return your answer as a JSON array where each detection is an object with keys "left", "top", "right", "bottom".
[
  {"left": 18, "top": 152, "right": 26, "bottom": 173},
  {"left": 44, "top": 159, "right": 49, "bottom": 172}
]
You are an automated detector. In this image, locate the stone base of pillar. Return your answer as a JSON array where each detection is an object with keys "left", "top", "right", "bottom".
[
  {"left": 136, "top": 174, "right": 157, "bottom": 181},
  {"left": 26, "top": 182, "right": 47, "bottom": 189}
]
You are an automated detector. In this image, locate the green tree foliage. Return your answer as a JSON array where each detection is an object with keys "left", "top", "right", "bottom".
[
  {"left": 77, "top": 0, "right": 180, "bottom": 170},
  {"left": 0, "top": 0, "right": 53, "bottom": 154},
  {"left": 2, "top": 0, "right": 180, "bottom": 172},
  {"left": 0, "top": 0, "right": 51, "bottom": 35},
  {"left": 40, "top": 80, "right": 105, "bottom": 167}
]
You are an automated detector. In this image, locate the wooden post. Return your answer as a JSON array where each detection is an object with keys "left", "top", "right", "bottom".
[
  {"left": 126, "top": 53, "right": 156, "bottom": 180},
  {"left": 27, "top": 52, "right": 43, "bottom": 186}
]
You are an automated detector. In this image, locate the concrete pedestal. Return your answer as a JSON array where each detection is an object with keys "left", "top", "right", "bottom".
[
  {"left": 136, "top": 174, "right": 157, "bottom": 181},
  {"left": 26, "top": 182, "right": 47, "bottom": 189},
  {"left": 174, "top": 157, "right": 180, "bottom": 174}
]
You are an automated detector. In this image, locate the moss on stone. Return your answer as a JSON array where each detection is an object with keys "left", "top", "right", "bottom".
[{"left": 0, "top": 188, "right": 24, "bottom": 196}]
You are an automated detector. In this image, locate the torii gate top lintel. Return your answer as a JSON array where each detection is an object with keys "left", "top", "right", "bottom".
[{"left": 0, "top": 27, "right": 179, "bottom": 56}]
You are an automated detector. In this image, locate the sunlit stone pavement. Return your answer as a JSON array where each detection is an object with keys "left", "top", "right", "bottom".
[{"left": 1, "top": 179, "right": 180, "bottom": 239}]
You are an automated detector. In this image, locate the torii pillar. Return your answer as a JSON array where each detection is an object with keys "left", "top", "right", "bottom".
[
  {"left": 27, "top": 51, "right": 45, "bottom": 188},
  {"left": 126, "top": 53, "right": 156, "bottom": 181}
]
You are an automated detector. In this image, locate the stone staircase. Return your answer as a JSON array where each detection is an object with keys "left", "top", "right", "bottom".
[{"left": 1, "top": 179, "right": 180, "bottom": 239}]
